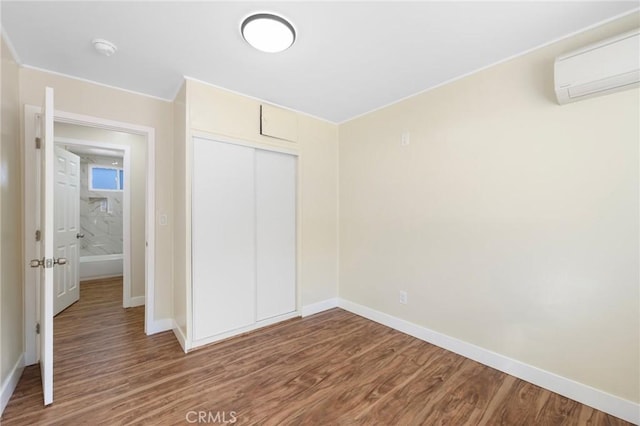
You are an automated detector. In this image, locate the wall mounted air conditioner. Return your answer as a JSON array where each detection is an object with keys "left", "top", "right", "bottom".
[{"left": 554, "top": 29, "right": 640, "bottom": 104}]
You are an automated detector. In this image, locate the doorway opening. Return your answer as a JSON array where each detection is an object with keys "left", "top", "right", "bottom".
[
  {"left": 53, "top": 122, "right": 146, "bottom": 313},
  {"left": 23, "top": 105, "right": 156, "bottom": 367}
]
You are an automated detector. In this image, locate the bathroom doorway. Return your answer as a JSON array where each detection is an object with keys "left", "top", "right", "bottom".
[{"left": 54, "top": 122, "right": 146, "bottom": 309}]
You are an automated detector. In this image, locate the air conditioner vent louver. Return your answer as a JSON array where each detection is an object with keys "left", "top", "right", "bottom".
[{"left": 568, "top": 70, "right": 640, "bottom": 99}]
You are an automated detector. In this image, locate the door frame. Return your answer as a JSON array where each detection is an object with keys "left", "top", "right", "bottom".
[
  {"left": 54, "top": 137, "right": 132, "bottom": 309},
  {"left": 23, "top": 105, "right": 156, "bottom": 365}
]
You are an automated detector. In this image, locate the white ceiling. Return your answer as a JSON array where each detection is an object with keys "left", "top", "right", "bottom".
[
  {"left": 63, "top": 145, "right": 124, "bottom": 159},
  {"left": 2, "top": 2, "right": 638, "bottom": 123}
]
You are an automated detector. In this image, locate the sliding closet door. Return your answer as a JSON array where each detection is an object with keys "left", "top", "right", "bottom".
[
  {"left": 255, "top": 150, "right": 297, "bottom": 321},
  {"left": 192, "top": 138, "right": 256, "bottom": 340}
]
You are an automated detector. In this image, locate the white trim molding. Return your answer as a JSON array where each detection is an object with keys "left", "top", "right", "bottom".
[
  {"left": 301, "top": 298, "right": 340, "bottom": 317},
  {"left": 129, "top": 296, "right": 145, "bottom": 307},
  {"left": 190, "top": 311, "right": 300, "bottom": 351},
  {"left": 173, "top": 321, "right": 189, "bottom": 353},
  {"left": 23, "top": 104, "right": 157, "bottom": 365},
  {"left": 21, "top": 64, "right": 172, "bottom": 103},
  {"left": 146, "top": 319, "right": 173, "bottom": 336},
  {"left": 0, "top": 354, "right": 25, "bottom": 416},
  {"left": 337, "top": 299, "right": 640, "bottom": 425}
]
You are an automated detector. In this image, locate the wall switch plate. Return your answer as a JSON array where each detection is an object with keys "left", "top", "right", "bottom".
[
  {"left": 401, "top": 131, "right": 410, "bottom": 146},
  {"left": 159, "top": 214, "right": 168, "bottom": 226},
  {"left": 400, "top": 290, "right": 408, "bottom": 304}
]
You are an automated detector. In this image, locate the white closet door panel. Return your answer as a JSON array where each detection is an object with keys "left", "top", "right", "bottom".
[
  {"left": 192, "top": 138, "right": 256, "bottom": 340},
  {"left": 255, "top": 150, "right": 297, "bottom": 321}
]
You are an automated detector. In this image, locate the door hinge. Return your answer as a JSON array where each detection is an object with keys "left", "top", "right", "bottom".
[
  {"left": 35, "top": 230, "right": 41, "bottom": 241},
  {"left": 36, "top": 323, "right": 40, "bottom": 334},
  {"left": 35, "top": 137, "right": 42, "bottom": 149}
]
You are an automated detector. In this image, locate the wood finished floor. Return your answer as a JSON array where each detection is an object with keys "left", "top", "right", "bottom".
[{"left": 1, "top": 278, "right": 631, "bottom": 425}]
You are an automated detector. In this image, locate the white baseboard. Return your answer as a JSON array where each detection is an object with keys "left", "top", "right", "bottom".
[
  {"left": 146, "top": 318, "right": 173, "bottom": 335},
  {"left": 171, "top": 300, "right": 341, "bottom": 354},
  {"left": 172, "top": 320, "right": 189, "bottom": 353},
  {"left": 191, "top": 311, "right": 300, "bottom": 351},
  {"left": 1, "top": 353, "right": 24, "bottom": 416},
  {"left": 80, "top": 273, "right": 123, "bottom": 281},
  {"left": 338, "top": 299, "right": 640, "bottom": 425},
  {"left": 301, "top": 297, "right": 340, "bottom": 317},
  {"left": 129, "top": 296, "right": 145, "bottom": 307}
]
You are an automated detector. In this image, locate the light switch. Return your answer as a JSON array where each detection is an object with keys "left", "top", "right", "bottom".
[{"left": 159, "top": 214, "right": 168, "bottom": 226}]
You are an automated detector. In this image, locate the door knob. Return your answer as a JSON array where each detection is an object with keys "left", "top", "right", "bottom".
[
  {"left": 29, "top": 258, "right": 66, "bottom": 268},
  {"left": 76, "top": 233, "right": 85, "bottom": 239},
  {"left": 30, "top": 258, "right": 44, "bottom": 268}
]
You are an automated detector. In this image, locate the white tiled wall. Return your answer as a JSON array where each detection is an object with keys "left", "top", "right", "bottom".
[{"left": 79, "top": 154, "right": 124, "bottom": 256}]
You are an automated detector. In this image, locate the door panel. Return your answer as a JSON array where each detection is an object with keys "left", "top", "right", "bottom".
[
  {"left": 53, "top": 147, "right": 81, "bottom": 315},
  {"left": 39, "top": 87, "right": 55, "bottom": 405},
  {"left": 255, "top": 150, "right": 297, "bottom": 321},
  {"left": 192, "top": 138, "right": 256, "bottom": 341}
]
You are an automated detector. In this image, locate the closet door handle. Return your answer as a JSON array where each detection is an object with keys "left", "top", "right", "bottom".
[{"left": 76, "top": 233, "right": 85, "bottom": 239}]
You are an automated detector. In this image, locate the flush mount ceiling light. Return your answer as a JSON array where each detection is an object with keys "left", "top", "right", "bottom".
[
  {"left": 92, "top": 38, "right": 117, "bottom": 57},
  {"left": 241, "top": 13, "right": 296, "bottom": 53}
]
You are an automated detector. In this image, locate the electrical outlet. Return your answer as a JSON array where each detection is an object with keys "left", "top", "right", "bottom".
[{"left": 399, "top": 290, "right": 408, "bottom": 305}]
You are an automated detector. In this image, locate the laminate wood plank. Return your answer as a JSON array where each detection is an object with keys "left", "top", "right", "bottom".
[
  {"left": 20, "top": 319, "right": 369, "bottom": 424},
  {"left": 101, "top": 318, "right": 397, "bottom": 425},
  {"left": 414, "top": 360, "right": 508, "bottom": 425},
  {"left": 353, "top": 351, "right": 472, "bottom": 424},
  {"left": 1, "top": 278, "right": 632, "bottom": 426},
  {"left": 577, "top": 404, "right": 631, "bottom": 426},
  {"left": 482, "top": 377, "right": 550, "bottom": 425},
  {"left": 536, "top": 392, "right": 593, "bottom": 426},
  {"left": 238, "top": 333, "right": 418, "bottom": 425},
  {"left": 25, "top": 311, "right": 370, "bottom": 423}
]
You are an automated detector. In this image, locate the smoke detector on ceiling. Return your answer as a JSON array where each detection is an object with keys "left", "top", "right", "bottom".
[{"left": 92, "top": 38, "right": 117, "bottom": 57}]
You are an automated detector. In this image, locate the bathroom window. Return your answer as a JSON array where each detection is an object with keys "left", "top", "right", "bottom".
[{"left": 89, "top": 165, "right": 124, "bottom": 191}]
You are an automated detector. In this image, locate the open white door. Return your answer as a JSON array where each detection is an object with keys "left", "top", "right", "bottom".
[
  {"left": 53, "top": 147, "right": 81, "bottom": 316},
  {"left": 29, "top": 87, "right": 58, "bottom": 405}
]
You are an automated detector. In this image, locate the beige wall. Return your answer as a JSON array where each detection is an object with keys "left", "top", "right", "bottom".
[
  {"left": 339, "top": 13, "right": 640, "bottom": 403},
  {"left": 19, "top": 68, "right": 174, "bottom": 320},
  {"left": 55, "top": 123, "right": 147, "bottom": 298},
  {"left": 297, "top": 113, "right": 340, "bottom": 303},
  {"left": 1, "top": 36, "right": 23, "bottom": 388},
  {"left": 174, "top": 80, "right": 339, "bottom": 339}
]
